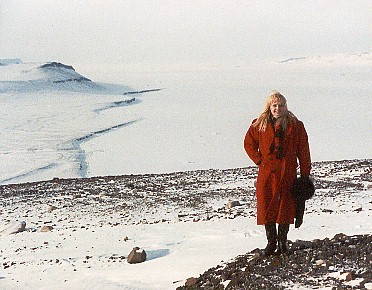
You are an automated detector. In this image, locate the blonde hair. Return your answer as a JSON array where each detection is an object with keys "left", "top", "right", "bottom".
[{"left": 253, "top": 91, "right": 296, "bottom": 131}]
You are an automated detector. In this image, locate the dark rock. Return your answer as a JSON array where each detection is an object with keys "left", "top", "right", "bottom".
[
  {"left": 184, "top": 277, "right": 197, "bottom": 286},
  {"left": 127, "top": 247, "right": 146, "bottom": 264},
  {"left": 177, "top": 234, "right": 372, "bottom": 289},
  {"left": 40, "top": 62, "right": 75, "bottom": 71},
  {"left": 333, "top": 233, "right": 347, "bottom": 240},
  {"left": 0, "top": 221, "right": 26, "bottom": 235},
  {"left": 340, "top": 271, "right": 354, "bottom": 282}
]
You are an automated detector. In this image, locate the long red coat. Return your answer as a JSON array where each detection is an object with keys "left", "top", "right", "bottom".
[{"left": 244, "top": 117, "right": 311, "bottom": 225}]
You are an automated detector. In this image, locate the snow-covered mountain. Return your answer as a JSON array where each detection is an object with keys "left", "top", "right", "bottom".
[{"left": 0, "top": 59, "right": 131, "bottom": 94}]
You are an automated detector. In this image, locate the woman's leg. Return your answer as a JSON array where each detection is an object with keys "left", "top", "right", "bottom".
[
  {"left": 277, "top": 224, "right": 290, "bottom": 254},
  {"left": 264, "top": 223, "right": 277, "bottom": 256}
]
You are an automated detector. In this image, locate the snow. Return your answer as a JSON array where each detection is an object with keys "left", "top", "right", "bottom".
[
  {"left": 0, "top": 58, "right": 23, "bottom": 66},
  {"left": 1, "top": 54, "right": 371, "bottom": 184},
  {"left": 1, "top": 159, "right": 371, "bottom": 289},
  {"left": 275, "top": 52, "right": 371, "bottom": 66},
  {"left": 0, "top": 54, "right": 371, "bottom": 289},
  {"left": 0, "top": 185, "right": 371, "bottom": 289}
]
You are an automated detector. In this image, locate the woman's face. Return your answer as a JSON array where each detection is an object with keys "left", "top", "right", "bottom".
[{"left": 270, "top": 100, "right": 286, "bottom": 119}]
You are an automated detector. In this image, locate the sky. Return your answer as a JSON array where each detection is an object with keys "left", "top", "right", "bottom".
[{"left": 0, "top": 0, "right": 370, "bottom": 66}]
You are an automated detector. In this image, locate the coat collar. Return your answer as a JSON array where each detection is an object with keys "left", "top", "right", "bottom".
[
  {"left": 285, "top": 120, "right": 293, "bottom": 139},
  {"left": 267, "top": 118, "right": 294, "bottom": 139}
]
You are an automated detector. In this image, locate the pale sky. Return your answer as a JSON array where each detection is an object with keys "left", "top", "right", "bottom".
[{"left": 0, "top": 0, "right": 370, "bottom": 66}]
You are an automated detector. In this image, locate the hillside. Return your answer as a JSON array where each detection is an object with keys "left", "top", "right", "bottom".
[
  {"left": 178, "top": 233, "right": 371, "bottom": 289},
  {"left": 0, "top": 59, "right": 131, "bottom": 94},
  {"left": 0, "top": 159, "right": 371, "bottom": 289}
]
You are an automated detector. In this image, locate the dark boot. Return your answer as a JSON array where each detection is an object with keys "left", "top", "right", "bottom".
[
  {"left": 264, "top": 224, "right": 277, "bottom": 256},
  {"left": 277, "top": 224, "right": 289, "bottom": 255}
]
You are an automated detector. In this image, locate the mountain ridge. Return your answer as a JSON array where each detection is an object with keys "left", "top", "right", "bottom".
[{"left": 0, "top": 60, "right": 130, "bottom": 94}]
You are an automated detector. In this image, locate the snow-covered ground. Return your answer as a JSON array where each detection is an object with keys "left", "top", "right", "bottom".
[
  {"left": 0, "top": 159, "right": 371, "bottom": 289},
  {"left": 1, "top": 54, "right": 371, "bottom": 184},
  {"left": 0, "top": 55, "right": 371, "bottom": 289}
]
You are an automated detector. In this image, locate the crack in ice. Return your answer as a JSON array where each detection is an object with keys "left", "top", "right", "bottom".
[
  {"left": 0, "top": 163, "right": 58, "bottom": 184},
  {"left": 72, "top": 120, "right": 140, "bottom": 178}
]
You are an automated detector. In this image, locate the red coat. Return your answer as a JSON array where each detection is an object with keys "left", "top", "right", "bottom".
[{"left": 244, "top": 118, "right": 311, "bottom": 225}]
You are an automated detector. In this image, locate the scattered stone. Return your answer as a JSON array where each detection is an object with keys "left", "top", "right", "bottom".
[
  {"left": 185, "top": 277, "right": 197, "bottom": 286},
  {"left": 293, "top": 239, "right": 312, "bottom": 249},
  {"left": 40, "top": 225, "right": 53, "bottom": 232},
  {"left": 333, "top": 233, "right": 347, "bottom": 240},
  {"left": 127, "top": 247, "right": 146, "bottom": 264},
  {"left": 0, "top": 221, "right": 26, "bottom": 236},
  {"left": 339, "top": 271, "right": 354, "bottom": 281},
  {"left": 225, "top": 200, "right": 240, "bottom": 209},
  {"left": 0, "top": 159, "right": 370, "bottom": 228},
  {"left": 178, "top": 213, "right": 189, "bottom": 218},
  {"left": 0, "top": 159, "right": 371, "bottom": 289},
  {"left": 48, "top": 205, "right": 57, "bottom": 213},
  {"left": 176, "top": 234, "right": 372, "bottom": 289},
  {"left": 353, "top": 207, "right": 362, "bottom": 212}
]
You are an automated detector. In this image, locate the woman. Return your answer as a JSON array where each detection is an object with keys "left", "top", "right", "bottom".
[{"left": 244, "top": 91, "right": 311, "bottom": 256}]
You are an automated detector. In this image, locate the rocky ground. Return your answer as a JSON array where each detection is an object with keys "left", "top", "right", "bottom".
[
  {"left": 1, "top": 159, "right": 371, "bottom": 289},
  {"left": 1, "top": 159, "right": 370, "bottom": 226},
  {"left": 178, "top": 233, "right": 372, "bottom": 289}
]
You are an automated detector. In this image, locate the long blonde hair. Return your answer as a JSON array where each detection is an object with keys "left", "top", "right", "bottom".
[{"left": 253, "top": 91, "right": 296, "bottom": 131}]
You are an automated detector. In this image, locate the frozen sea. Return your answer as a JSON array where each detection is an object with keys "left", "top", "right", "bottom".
[{"left": 0, "top": 54, "right": 371, "bottom": 184}]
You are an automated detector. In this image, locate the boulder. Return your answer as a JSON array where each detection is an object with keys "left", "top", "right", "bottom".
[
  {"left": 127, "top": 247, "right": 146, "bottom": 264},
  {"left": 185, "top": 277, "right": 197, "bottom": 286}
]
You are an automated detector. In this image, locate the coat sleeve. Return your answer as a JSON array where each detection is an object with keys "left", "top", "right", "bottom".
[
  {"left": 244, "top": 120, "right": 262, "bottom": 165},
  {"left": 296, "top": 121, "right": 311, "bottom": 176}
]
